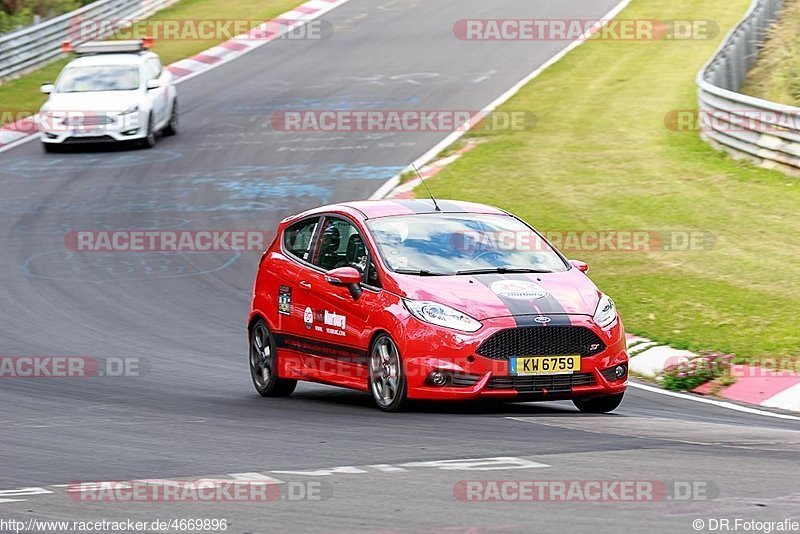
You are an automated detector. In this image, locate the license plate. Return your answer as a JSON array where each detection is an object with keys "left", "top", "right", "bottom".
[
  {"left": 510, "top": 355, "right": 580, "bottom": 376},
  {"left": 73, "top": 129, "right": 103, "bottom": 137}
]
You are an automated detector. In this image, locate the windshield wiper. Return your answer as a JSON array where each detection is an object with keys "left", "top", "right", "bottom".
[
  {"left": 455, "top": 267, "right": 554, "bottom": 275},
  {"left": 394, "top": 269, "right": 450, "bottom": 276}
]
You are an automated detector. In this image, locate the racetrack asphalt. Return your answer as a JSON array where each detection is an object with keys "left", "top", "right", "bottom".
[{"left": 1, "top": 1, "right": 798, "bottom": 532}]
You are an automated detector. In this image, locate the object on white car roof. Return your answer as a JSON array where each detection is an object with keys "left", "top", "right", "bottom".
[{"left": 61, "top": 39, "right": 155, "bottom": 56}]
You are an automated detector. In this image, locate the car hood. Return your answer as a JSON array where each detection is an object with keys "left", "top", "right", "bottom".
[
  {"left": 392, "top": 270, "right": 601, "bottom": 320},
  {"left": 41, "top": 91, "right": 141, "bottom": 114}
]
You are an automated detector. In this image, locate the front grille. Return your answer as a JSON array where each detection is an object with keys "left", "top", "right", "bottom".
[
  {"left": 450, "top": 373, "right": 481, "bottom": 387},
  {"left": 476, "top": 326, "right": 605, "bottom": 360},
  {"left": 63, "top": 135, "right": 116, "bottom": 144},
  {"left": 63, "top": 115, "right": 114, "bottom": 127},
  {"left": 487, "top": 372, "right": 595, "bottom": 392}
]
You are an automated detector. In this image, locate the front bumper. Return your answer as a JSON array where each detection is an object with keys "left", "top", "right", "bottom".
[
  {"left": 396, "top": 315, "right": 628, "bottom": 401},
  {"left": 39, "top": 112, "right": 144, "bottom": 144}
]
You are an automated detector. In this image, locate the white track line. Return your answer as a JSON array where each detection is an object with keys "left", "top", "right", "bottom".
[
  {"left": 370, "top": 0, "right": 633, "bottom": 200},
  {"left": 629, "top": 382, "right": 800, "bottom": 421}
]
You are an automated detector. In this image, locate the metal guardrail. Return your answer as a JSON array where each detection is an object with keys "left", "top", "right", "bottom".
[
  {"left": 0, "top": 0, "right": 178, "bottom": 81},
  {"left": 697, "top": 0, "right": 800, "bottom": 175}
]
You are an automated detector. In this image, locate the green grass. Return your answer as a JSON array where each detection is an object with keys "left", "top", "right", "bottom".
[
  {"left": 423, "top": 0, "right": 800, "bottom": 360},
  {"left": 740, "top": 0, "right": 800, "bottom": 106},
  {"left": 0, "top": 0, "right": 302, "bottom": 125}
]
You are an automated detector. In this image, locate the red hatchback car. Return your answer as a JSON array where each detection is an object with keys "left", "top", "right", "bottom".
[{"left": 248, "top": 199, "right": 628, "bottom": 412}]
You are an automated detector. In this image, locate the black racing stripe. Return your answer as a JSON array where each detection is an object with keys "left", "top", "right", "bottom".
[
  {"left": 473, "top": 273, "right": 573, "bottom": 327},
  {"left": 393, "top": 199, "right": 437, "bottom": 214},
  {"left": 472, "top": 274, "right": 541, "bottom": 327},
  {"left": 434, "top": 200, "right": 468, "bottom": 213},
  {"left": 512, "top": 315, "right": 548, "bottom": 327},
  {"left": 274, "top": 333, "right": 368, "bottom": 366},
  {"left": 392, "top": 199, "right": 468, "bottom": 214},
  {"left": 505, "top": 274, "right": 572, "bottom": 326}
]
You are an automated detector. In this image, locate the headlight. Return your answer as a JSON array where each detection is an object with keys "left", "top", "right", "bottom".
[
  {"left": 119, "top": 105, "right": 139, "bottom": 116},
  {"left": 404, "top": 300, "right": 482, "bottom": 332},
  {"left": 38, "top": 110, "right": 62, "bottom": 128},
  {"left": 593, "top": 294, "right": 617, "bottom": 328}
]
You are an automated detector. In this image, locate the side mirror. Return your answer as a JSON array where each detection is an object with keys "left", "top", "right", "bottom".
[
  {"left": 325, "top": 267, "right": 363, "bottom": 300},
  {"left": 146, "top": 79, "right": 162, "bottom": 90},
  {"left": 40, "top": 83, "right": 54, "bottom": 94},
  {"left": 570, "top": 259, "right": 589, "bottom": 273}
]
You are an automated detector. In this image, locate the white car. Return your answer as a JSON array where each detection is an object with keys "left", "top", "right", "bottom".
[{"left": 39, "top": 40, "right": 177, "bottom": 152}]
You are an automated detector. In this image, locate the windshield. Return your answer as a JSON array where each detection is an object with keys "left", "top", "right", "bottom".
[
  {"left": 55, "top": 65, "right": 140, "bottom": 93},
  {"left": 367, "top": 213, "right": 569, "bottom": 275}
]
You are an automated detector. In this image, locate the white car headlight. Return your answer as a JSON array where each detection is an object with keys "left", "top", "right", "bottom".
[
  {"left": 404, "top": 300, "right": 482, "bottom": 332},
  {"left": 593, "top": 294, "right": 617, "bottom": 328},
  {"left": 119, "top": 105, "right": 139, "bottom": 116}
]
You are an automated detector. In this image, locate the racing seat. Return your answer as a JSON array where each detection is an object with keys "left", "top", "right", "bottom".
[
  {"left": 335, "top": 234, "right": 367, "bottom": 273},
  {"left": 318, "top": 225, "right": 341, "bottom": 270}
]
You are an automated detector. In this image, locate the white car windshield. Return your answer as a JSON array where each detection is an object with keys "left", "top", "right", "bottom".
[
  {"left": 56, "top": 65, "right": 140, "bottom": 93},
  {"left": 367, "top": 213, "right": 569, "bottom": 275}
]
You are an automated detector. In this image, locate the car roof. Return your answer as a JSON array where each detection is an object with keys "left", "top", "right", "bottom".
[
  {"left": 65, "top": 52, "right": 155, "bottom": 68},
  {"left": 288, "top": 199, "right": 509, "bottom": 223}
]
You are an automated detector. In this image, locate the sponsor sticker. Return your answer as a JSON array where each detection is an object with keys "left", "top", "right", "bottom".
[
  {"left": 310, "top": 309, "right": 346, "bottom": 336},
  {"left": 323, "top": 310, "right": 346, "bottom": 330},
  {"left": 278, "top": 285, "right": 292, "bottom": 316},
  {"left": 303, "top": 307, "right": 314, "bottom": 330},
  {"left": 490, "top": 280, "right": 548, "bottom": 300}
]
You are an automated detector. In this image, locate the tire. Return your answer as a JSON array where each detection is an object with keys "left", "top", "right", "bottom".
[
  {"left": 368, "top": 334, "right": 409, "bottom": 412},
  {"left": 140, "top": 114, "right": 156, "bottom": 148},
  {"left": 572, "top": 393, "right": 625, "bottom": 414},
  {"left": 163, "top": 99, "right": 178, "bottom": 136},
  {"left": 249, "top": 318, "right": 297, "bottom": 397},
  {"left": 41, "top": 142, "right": 60, "bottom": 153}
]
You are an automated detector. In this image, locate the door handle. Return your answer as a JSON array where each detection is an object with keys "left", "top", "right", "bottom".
[{"left": 299, "top": 280, "right": 312, "bottom": 290}]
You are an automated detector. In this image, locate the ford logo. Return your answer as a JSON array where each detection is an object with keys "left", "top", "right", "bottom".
[{"left": 533, "top": 316, "right": 551, "bottom": 324}]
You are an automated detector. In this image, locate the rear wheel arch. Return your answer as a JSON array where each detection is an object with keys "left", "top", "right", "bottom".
[
  {"left": 248, "top": 315, "right": 297, "bottom": 397},
  {"left": 248, "top": 311, "right": 275, "bottom": 335}
]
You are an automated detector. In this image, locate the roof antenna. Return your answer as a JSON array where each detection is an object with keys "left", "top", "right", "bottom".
[{"left": 411, "top": 163, "right": 441, "bottom": 212}]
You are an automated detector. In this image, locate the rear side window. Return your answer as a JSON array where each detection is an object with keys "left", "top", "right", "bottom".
[
  {"left": 283, "top": 217, "right": 320, "bottom": 262},
  {"left": 145, "top": 58, "right": 162, "bottom": 80}
]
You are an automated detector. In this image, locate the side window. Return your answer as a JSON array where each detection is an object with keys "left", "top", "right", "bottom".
[
  {"left": 283, "top": 217, "right": 320, "bottom": 262},
  {"left": 313, "top": 217, "right": 379, "bottom": 286},
  {"left": 145, "top": 58, "right": 162, "bottom": 80}
]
